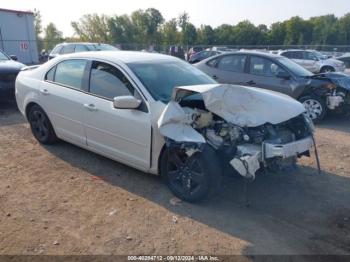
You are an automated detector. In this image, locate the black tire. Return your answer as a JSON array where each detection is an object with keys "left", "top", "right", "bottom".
[
  {"left": 299, "top": 95, "right": 326, "bottom": 123},
  {"left": 28, "top": 105, "right": 58, "bottom": 144},
  {"left": 320, "top": 66, "right": 335, "bottom": 73},
  {"left": 161, "top": 145, "right": 222, "bottom": 202}
]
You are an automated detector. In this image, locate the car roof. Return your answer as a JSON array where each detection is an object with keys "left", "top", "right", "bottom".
[
  {"left": 61, "top": 51, "right": 179, "bottom": 64},
  {"left": 219, "top": 50, "right": 283, "bottom": 59}
]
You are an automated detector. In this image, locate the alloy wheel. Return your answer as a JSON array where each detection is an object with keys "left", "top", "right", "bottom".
[
  {"left": 29, "top": 110, "right": 50, "bottom": 141},
  {"left": 166, "top": 151, "right": 205, "bottom": 197},
  {"left": 302, "top": 99, "right": 323, "bottom": 120}
]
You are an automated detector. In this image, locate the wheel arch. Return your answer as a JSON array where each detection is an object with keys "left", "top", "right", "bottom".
[{"left": 320, "top": 65, "right": 335, "bottom": 73}]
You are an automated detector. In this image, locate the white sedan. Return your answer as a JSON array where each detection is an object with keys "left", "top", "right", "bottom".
[{"left": 16, "top": 51, "right": 315, "bottom": 202}]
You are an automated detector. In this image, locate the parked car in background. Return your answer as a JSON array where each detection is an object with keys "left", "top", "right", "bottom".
[
  {"left": 169, "top": 45, "right": 185, "bottom": 60},
  {"left": 195, "top": 51, "right": 350, "bottom": 122},
  {"left": 0, "top": 50, "right": 25, "bottom": 102},
  {"left": 278, "top": 49, "right": 346, "bottom": 73},
  {"left": 48, "top": 43, "right": 119, "bottom": 60},
  {"left": 211, "top": 46, "right": 233, "bottom": 52},
  {"left": 16, "top": 51, "right": 314, "bottom": 202},
  {"left": 337, "top": 53, "right": 350, "bottom": 68},
  {"left": 186, "top": 46, "right": 204, "bottom": 61},
  {"left": 188, "top": 50, "right": 221, "bottom": 64}
]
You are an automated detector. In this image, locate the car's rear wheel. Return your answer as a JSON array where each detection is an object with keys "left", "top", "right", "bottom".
[
  {"left": 299, "top": 95, "right": 326, "bottom": 123},
  {"left": 28, "top": 105, "right": 58, "bottom": 144},
  {"left": 320, "top": 66, "right": 335, "bottom": 73},
  {"left": 161, "top": 145, "right": 221, "bottom": 202}
]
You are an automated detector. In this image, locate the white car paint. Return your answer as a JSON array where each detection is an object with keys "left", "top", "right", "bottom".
[
  {"left": 16, "top": 51, "right": 167, "bottom": 174},
  {"left": 16, "top": 51, "right": 313, "bottom": 179}
]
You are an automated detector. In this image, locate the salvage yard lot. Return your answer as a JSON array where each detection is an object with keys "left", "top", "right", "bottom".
[{"left": 0, "top": 102, "right": 350, "bottom": 255}]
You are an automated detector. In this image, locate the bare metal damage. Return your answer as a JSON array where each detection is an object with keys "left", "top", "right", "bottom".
[{"left": 158, "top": 84, "right": 315, "bottom": 179}]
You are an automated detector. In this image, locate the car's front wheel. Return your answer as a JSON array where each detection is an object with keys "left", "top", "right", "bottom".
[
  {"left": 299, "top": 95, "right": 326, "bottom": 123},
  {"left": 161, "top": 145, "right": 221, "bottom": 202},
  {"left": 28, "top": 105, "right": 58, "bottom": 144}
]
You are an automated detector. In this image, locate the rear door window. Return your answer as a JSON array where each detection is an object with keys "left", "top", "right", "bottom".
[{"left": 217, "top": 55, "right": 247, "bottom": 72}]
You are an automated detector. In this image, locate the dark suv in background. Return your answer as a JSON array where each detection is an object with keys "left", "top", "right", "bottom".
[
  {"left": 195, "top": 51, "right": 350, "bottom": 122},
  {"left": 48, "top": 42, "right": 119, "bottom": 60},
  {"left": 0, "top": 50, "right": 25, "bottom": 102}
]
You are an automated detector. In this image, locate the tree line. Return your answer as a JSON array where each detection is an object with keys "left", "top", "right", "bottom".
[{"left": 34, "top": 8, "right": 350, "bottom": 51}]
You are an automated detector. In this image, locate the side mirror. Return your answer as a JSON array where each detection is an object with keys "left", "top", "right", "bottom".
[
  {"left": 276, "top": 71, "right": 291, "bottom": 80},
  {"left": 113, "top": 96, "right": 141, "bottom": 109},
  {"left": 10, "top": 55, "right": 18, "bottom": 61}
]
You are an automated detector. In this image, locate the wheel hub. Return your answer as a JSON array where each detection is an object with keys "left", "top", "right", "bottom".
[{"left": 303, "top": 99, "right": 322, "bottom": 120}]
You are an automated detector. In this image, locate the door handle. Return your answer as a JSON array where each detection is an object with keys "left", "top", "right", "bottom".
[
  {"left": 246, "top": 80, "right": 256, "bottom": 85},
  {"left": 40, "top": 89, "right": 50, "bottom": 95},
  {"left": 212, "top": 75, "right": 218, "bottom": 80},
  {"left": 83, "top": 103, "right": 98, "bottom": 112}
]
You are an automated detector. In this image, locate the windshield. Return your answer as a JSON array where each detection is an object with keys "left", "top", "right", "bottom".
[
  {"left": 277, "top": 57, "right": 313, "bottom": 77},
  {"left": 0, "top": 51, "right": 9, "bottom": 61},
  {"left": 128, "top": 60, "right": 216, "bottom": 102}
]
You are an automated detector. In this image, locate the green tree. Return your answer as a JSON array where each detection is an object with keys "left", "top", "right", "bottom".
[
  {"left": 43, "top": 23, "right": 63, "bottom": 50},
  {"left": 197, "top": 25, "right": 215, "bottom": 45},
  {"left": 268, "top": 22, "right": 286, "bottom": 45},
  {"left": 161, "top": 18, "right": 179, "bottom": 45},
  {"left": 214, "top": 24, "right": 234, "bottom": 45},
  {"left": 284, "top": 16, "right": 312, "bottom": 45},
  {"left": 33, "top": 9, "right": 44, "bottom": 52},
  {"left": 177, "top": 13, "right": 197, "bottom": 46},
  {"left": 131, "top": 8, "right": 164, "bottom": 45},
  {"left": 109, "top": 15, "right": 137, "bottom": 44},
  {"left": 336, "top": 13, "right": 350, "bottom": 44},
  {"left": 71, "top": 14, "right": 110, "bottom": 42},
  {"left": 233, "top": 20, "right": 264, "bottom": 45}
]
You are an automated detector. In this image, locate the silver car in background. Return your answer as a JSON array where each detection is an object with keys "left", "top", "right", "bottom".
[{"left": 278, "top": 49, "right": 345, "bottom": 73}]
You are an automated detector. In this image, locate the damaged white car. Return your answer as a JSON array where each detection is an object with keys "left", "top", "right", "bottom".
[{"left": 16, "top": 51, "right": 316, "bottom": 202}]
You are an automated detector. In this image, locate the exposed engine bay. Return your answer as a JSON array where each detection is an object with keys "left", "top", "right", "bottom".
[
  {"left": 158, "top": 84, "right": 316, "bottom": 180},
  {"left": 309, "top": 72, "right": 350, "bottom": 112}
]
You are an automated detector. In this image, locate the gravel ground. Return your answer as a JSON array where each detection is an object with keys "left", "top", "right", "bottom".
[{"left": 0, "top": 102, "right": 349, "bottom": 255}]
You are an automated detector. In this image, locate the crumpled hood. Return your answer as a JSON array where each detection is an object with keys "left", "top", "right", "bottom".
[
  {"left": 170, "top": 84, "right": 305, "bottom": 127},
  {"left": 311, "top": 72, "right": 350, "bottom": 91}
]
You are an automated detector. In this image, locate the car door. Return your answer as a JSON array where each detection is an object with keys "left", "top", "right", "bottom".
[
  {"left": 39, "top": 59, "right": 90, "bottom": 146},
  {"left": 290, "top": 51, "right": 305, "bottom": 68},
  {"left": 83, "top": 60, "right": 151, "bottom": 170},
  {"left": 206, "top": 54, "right": 249, "bottom": 84},
  {"left": 246, "top": 55, "right": 295, "bottom": 96},
  {"left": 302, "top": 51, "right": 319, "bottom": 73}
]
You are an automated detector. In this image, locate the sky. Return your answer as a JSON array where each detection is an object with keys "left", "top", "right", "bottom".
[{"left": 1, "top": 0, "right": 350, "bottom": 37}]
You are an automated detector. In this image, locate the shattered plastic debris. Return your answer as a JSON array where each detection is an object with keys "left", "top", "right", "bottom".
[
  {"left": 157, "top": 101, "right": 206, "bottom": 143},
  {"left": 172, "top": 216, "right": 178, "bottom": 224},
  {"left": 108, "top": 208, "right": 117, "bottom": 216},
  {"left": 170, "top": 197, "right": 182, "bottom": 206},
  {"left": 230, "top": 153, "right": 261, "bottom": 179}
]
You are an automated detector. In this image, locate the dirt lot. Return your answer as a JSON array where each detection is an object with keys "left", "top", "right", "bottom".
[{"left": 0, "top": 102, "right": 350, "bottom": 255}]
